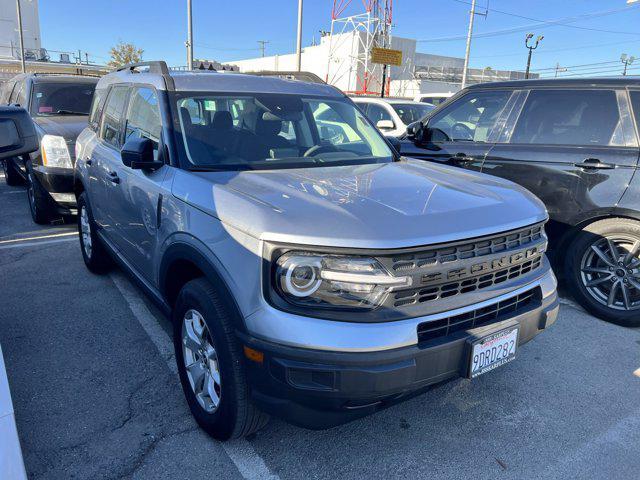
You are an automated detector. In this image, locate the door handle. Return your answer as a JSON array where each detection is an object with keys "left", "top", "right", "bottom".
[
  {"left": 85, "top": 157, "right": 92, "bottom": 166},
  {"left": 108, "top": 171, "right": 120, "bottom": 184},
  {"left": 452, "top": 153, "right": 474, "bottom": 164},
  {"left": 574, "top": 158, "right": 615, "bottom": 170}
]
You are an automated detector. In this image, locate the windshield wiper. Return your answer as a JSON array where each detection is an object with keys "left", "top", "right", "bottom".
[{"left": 53, "top": 110, "right": 87, "bottom": 115}]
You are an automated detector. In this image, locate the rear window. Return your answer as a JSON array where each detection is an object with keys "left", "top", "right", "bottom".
[{"left": 30, "top": 82, "right": 96, "bottom": 117}]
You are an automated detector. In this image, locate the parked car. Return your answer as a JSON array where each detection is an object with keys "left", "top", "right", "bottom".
[
  {"left": 400, "top": 78, "right": 640, "bottom": 326},
  {"left": 0, "top": 73, "right": 98, "bottom": 223},
  {"left": 414, "top": 92, "right": 455, "bottom": 106},
  {"left": 351, "top": 97, "right": 435, "bottom": 137},
  {"left": 75, "top": 61, "right": 558, "bottom": 440}
]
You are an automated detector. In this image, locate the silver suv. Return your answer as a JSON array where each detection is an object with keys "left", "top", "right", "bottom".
[{"left": 74, "top": 62, "right": 558, "bottom": 440}]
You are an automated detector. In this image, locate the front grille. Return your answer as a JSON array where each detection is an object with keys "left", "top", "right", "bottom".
[
  {"left": 391, "top": 223, "right": 544, "bottom": 273},
  {"left": 393, "top": 256, "right": 542, "bottom": 307},
  {"left": 417, "top": 287, "right": 541, "bottom": 343}
]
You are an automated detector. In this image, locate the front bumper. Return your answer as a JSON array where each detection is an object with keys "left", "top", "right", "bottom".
[
  {"left": 241, "top": 270, "right": 559, "bottom": 429},
  {"left": 32, "top": 166, "right": 76, "bottom": 213}
]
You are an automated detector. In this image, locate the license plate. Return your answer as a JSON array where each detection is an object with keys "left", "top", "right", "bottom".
[{"left": 469, "top": 326, "right": 519, "bottom": 378}]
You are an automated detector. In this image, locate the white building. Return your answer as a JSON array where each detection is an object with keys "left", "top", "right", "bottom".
[
  {"left": 0, "top": 0, "right": 41, "bottom": 59},
  {"left": 231, "top": 32, "right": 532, "bottom": 98}
]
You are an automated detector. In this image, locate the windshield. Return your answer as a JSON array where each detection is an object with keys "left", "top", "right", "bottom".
[
  {"left": 175, "top": 93, "right": 393, "bottom": 170},
  {"left": 30, "top": 82, "right": 96, "bottom": 116},
  {"left": 391, "top": 103, "right": 436, "bottom": 125}
]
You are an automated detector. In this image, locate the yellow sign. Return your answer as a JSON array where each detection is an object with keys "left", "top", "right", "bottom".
[{"left": 371, "top": 47, "right": 403, "bottom": 67}]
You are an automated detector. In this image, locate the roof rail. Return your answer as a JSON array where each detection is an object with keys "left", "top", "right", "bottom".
[
  {"left": 115, "top": 61, "right": 170, "bottom": 75},
  {"left": 248, "top": 71, "right": 326, "bottom": 84},
  {"left": 114, "top": 61, "right": 175, "bottom": 90}
]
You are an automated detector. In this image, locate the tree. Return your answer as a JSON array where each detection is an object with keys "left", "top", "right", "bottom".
[{"left": 108, "top": 42, "right": 144, "bottom": 68}]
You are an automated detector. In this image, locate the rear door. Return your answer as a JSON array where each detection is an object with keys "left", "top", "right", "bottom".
[
  {"left": 92, "top": 85, "right": 129, "bottom": 232},
  {"left": 483, "top": 88, "right": 639, "bottom": 237},
  {"left": 400, "top": 89, "right": 512, "bottom": 172}
]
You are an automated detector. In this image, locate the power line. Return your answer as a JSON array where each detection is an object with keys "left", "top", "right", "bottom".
[
  {"left": 418, "top": 3, "right": 640, "bottom": 42},
  {"left": 474, "top": 39, "right": 636, "bottom": 60},
  {"left": 532, "top": 60, "right": 620, "bottom": 73}
]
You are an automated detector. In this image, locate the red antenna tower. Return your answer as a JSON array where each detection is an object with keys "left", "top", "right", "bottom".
[{"left": 325, "top": 0, "right": 394, "bottom": 95}]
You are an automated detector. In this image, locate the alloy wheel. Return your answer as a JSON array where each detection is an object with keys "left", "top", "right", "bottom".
[
  {"left": 182, "top": 309, "right": 222, "bottom": 413},
  {"left": 1, "top": 160, "right": 7, "bottom": 179},
  {"left": 80, "top": 206, "right": 92, "bottom": 259},
  {"left": 27, "top": 173, "right": 36, "bottom": 216},
  {"left": 580, "top": 235, "right": 640, "bottom": 311}
]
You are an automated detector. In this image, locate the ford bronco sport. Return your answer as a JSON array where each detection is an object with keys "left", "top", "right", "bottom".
[{"left": 74, "top": 62, "right": 558, "bottom": 440}]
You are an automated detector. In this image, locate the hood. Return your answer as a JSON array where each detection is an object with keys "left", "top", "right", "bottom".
[
  {"left": 171, "top": 159, "right": 547, "bottom": 249},
  {"left": 34, "top": 115, "right": 88, "bottom": 141}
]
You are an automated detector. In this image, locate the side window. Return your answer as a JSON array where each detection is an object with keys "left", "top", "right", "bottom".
[
  {"left": 11, "top": 82, "right": 25, "bottom": 106},
  {"left": 365, "top": 103, "right": 393, "bottom": 125},
  {"left": 510, "top": 89, "right": 622, "bottom": 146},
  {"left": 124, "top": 87, "right": 162, "bottom": 156},
  {"left": 0, "top": 82, "right": 15, "bottom": 104},
  {"left": 428, "top": 91, "right": 510, "bottom": 142},
  {"left": 88, "top": 88, "right": 107, "bottom": 131},
  {"left": 630, "top": 92, "right": 640, "bottom": 138},
  {"left": 178, "top": 98, "right": 204, "bottom": 125},
  {"left": 100, "top": 86, "right": 128, "bottom": 149}
]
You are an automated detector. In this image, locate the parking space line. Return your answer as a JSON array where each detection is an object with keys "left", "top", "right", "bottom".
[
  {"left": 109, "top": 272, "right": 280, "bottom": 480},
  {"left": 0, "top": 237, "right": 77, "bottom": 250},
  {"left": 0, "top": 231, "right": 77, "bottom": 245}
]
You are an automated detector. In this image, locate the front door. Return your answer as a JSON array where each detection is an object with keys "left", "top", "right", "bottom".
[
  {"left": 483, "top": 88, "right": 639, "bottom": 244},
  {"left": 110, "top": 86, "right": 167, "bottom": 281},
  {"left": 401, "top": 89, "right": 513, "bottom": 172}
]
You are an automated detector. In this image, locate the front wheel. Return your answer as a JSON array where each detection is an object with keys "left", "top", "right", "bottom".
[
  {"left": 566, "top": 218, "right": 640, "bottom": 327},
  {"left": 27, "top": 172, "right": 52, "bottom": 224},
  {"left": 173, "top": 278, "right": 269, "bottom": 440}
]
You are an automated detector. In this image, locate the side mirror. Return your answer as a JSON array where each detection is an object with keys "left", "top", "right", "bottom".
[
  {"left": 0, "top": 106, "right": 38, "bottom": 160},
  {"left": 406, "top": 121, "right": 424, "bottom": 141},
  {"left": 376, "top": 119, "right": 395, "bottom": 130},
  {"left": 121, "top": 137, "right": 163, "bottom": 170}
]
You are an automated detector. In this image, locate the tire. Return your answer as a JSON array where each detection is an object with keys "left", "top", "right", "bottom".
[
  {"left": 565, "top": 218, "right": 640, "bottom": 327},
  {"left": 3, "top": 158, "right": 23, "bottom": 186},
  {"left": 173, "top": 278, "right": 269, "bottom": 440},
  {"left": 27, "top": 171, "right": 52, "bottom": 224},
  {"left": 77, "top": 192, "right": 112, "bottom": 274}
]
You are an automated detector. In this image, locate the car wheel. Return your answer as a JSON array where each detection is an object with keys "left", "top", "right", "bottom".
[
  {"left": 173, "top": 278, "right": 269, "bottom": 440},
  {"left": 77, "top": 192, "right": 112, "bottom": 273},
  {"left": 27, "top": 171, "right": 51, "bottom": 224},
  {"left": 566, "top": 218, "right": 640, "bottom": 327},
  {"left": 3, "top": 159, "right": 23, "bottom": 186}
]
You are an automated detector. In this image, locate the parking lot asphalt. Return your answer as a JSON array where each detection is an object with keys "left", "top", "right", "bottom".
[{"left": 1, "top": 172, "right": 639, "bottom": 480}]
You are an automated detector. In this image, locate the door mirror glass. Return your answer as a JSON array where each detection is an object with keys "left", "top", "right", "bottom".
[
  {"left": 0, "top": 107, "right": 38, "bottom": 160},
  {"left": 121, "top": 137, "right": 162, "bottom": 170},
  {"left": 376, "top": 119, "right": 395, "bottom": 130}
]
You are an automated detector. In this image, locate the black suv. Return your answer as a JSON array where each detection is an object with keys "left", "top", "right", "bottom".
[
  {"left": 0, "top": 73, "right": 97, "bottom": 223},
  {"left": 401, "top": 78, "right": 640, "bottom": 326}
]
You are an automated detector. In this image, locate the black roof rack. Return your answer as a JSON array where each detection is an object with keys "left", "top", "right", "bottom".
[
  {"left": 248, "top": 71, "right": 326, "bottom": 84},
  {"left": 114, "top": 61, "right": 175, "bottom": 90}
]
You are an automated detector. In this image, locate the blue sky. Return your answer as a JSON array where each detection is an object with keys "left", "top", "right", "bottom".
[{"left": 40, "top": 0, "right": 640, "bottom": 77}]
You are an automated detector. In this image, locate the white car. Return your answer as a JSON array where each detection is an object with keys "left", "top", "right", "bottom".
[
  {"left": 413, "top": 92, "right": 454, "bottom": 106},
  {"left": 351, "top": 97, "right": 436, "bottom": 137}
]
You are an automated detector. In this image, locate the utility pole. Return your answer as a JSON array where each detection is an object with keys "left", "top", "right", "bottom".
[
  {"left": 186, "top": 0, "right": 193, "bottom": 69},
  {"left": 621, "top": 53, "right": 635, "bottom": 76},
  {"left": 296, "top": 0, "right": 303, "bottom": 71},
  {"left": 15, "top": 0, "right": 25, "bottom": 73},
  {"left": 257, "top": 40, "right": 269, "bottom": 57},
  {"left": 461, "top": 0, "right": 477, "bottom": 89},
  {"left": 525, "top": 33, "right": 543, "bottom": 79}
]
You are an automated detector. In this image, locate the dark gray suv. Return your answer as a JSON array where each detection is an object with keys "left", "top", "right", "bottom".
[{"left": 74, "top": 62, "right": 558, "bottom": 440}]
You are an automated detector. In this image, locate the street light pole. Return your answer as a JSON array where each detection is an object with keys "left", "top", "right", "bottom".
[
  {"left": 525, "top": 33, "right": 543, "bottom": 79},
  {"left": 296, "top": 0, "right": 303, "bottom": 72},
  {"left": 186, "top": 0, "right": 193, "bottom": 69},
  {"left": 15, "top": 0, "right": 26, "bottom": 73},
  {"left": 461, "top": 0, "right": 477, "bottom": 88},
  {"left": 621, "top": 53, "right": 636, "bottom": 75}
]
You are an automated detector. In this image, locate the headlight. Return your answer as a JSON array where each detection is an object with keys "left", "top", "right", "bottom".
[
  {"left": 41, "top": 135, "right": 72, "bottom": 168},
  {"left": 272, "top": 251, "right": 411, "bottom": 311}
]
